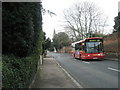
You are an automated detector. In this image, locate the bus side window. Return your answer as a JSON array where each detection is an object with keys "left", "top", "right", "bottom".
[
  {"left": 75, "top": 43, "right": 80, "bottom": 50},
  {"left": 80, "top": 44, "right": 82, "bottom": 50},
  {"left": 80, "top": 47, "right": 82, "bottom": 50}
]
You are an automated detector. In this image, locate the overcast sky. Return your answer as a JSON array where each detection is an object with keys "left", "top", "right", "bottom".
[{"left": 42, "top": 0, "right": 119, "bottom": 39}]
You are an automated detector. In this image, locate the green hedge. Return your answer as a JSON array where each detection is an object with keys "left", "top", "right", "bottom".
[
  {"left": 2, "top": 2, "right": 45, "bottom": 88},
  {"left": 2, "top": 54, "right": 39, "bottom": 88},
  {"left": 2, "top": 2, "right": 43, "bottom": 57}
]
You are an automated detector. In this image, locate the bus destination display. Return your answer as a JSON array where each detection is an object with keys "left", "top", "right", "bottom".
[{"left": 87, "top": 39, "right": 102, "bottom": 42}]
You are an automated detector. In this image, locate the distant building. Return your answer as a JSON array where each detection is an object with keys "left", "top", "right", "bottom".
[{"left": 53, "top": 29, "right": 56, "bottom": 38}]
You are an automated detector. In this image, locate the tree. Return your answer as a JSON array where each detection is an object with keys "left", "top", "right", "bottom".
[
  {"left": 2, "top": 2, "right": 43, "bottom": 57},
  {"left": 44, "top": 38, "right": 51, "bottom": 50},
  {"left": 63, "top": 1, "right": 108, "bottom": 41},
  {"left": 91, "top": 32, "right": 104, "bottom": 37},
  {"left": 114, "top": 12, "right": 120, "bottom": 32},
  {"left": 2, "top": 2, "right": 45, "bottom": 88},
  {"left": 49, "top": 42, "right": 54, "bottom": 51},
  {"left": 53, "top": 32, "right": 71, "bottom": 51}
]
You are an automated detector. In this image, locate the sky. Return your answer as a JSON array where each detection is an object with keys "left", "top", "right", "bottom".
[{"left": 42, "top": 0, "right": 119, "bottom": 39}]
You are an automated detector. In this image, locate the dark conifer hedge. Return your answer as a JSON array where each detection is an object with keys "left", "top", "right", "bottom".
[{"left": 2, "top": 2, "right": 45, "bottom": 88}]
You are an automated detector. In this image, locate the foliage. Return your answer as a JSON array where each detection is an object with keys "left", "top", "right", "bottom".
[
  {"left": 42, "top": 8, "right": 57, "bottom": 17},
  {"left": 49, "top": 42, "right": 54, "bottom": 51},
  {"left": 2, "top": 2, "right": 43, "bottom": 57},
  {"left": 91, "top": 33, "right": 104, "bottom": 37},
  {"left": 44, "top": 38, "right": 51, "bottom": 50},
  {"left": 2, "top": 2, "right": 45, "bottom": 88},
  {"left": 53, "top": 32, "right": 71, "bottom": 51},
  {"left": 103, "top": 32, "right": 119, "bottom": 53},
  {"left": 2, "top": 54, "right": 39, "bottom": 88},
  {"left": 114, "top": 12, "right": 120, "bottom": 32}
]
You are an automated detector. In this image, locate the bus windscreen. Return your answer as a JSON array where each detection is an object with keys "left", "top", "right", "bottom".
[{"left": 85, "top": 41, "right": 103, "bottom": 53}]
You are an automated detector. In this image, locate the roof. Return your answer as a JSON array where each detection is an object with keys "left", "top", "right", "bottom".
[
  {"left": 85, "top": 37, "right": 103, "bottom": 40},
  {"left": 71, "top": 40, "right": 85, "bottom": 47},
  {"left": 71, "top": 37, "right": 103, "bottom": 47}
]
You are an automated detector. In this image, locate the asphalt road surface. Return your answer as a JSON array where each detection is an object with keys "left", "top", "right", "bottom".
[{"left": 48, "top": 52, "right": 119, "bottom": 88}]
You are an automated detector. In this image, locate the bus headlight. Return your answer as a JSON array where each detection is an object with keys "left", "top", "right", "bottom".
[
  {"left": 88, "top": 55, "right": 90, "bottom": 56},
  {"left": 98, "top": 54, "right": 103, "bottom": 56},
  {"left": 98, "top": 54, "right": 101, "bottom": 56}
]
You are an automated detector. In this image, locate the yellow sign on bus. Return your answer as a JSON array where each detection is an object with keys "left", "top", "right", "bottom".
[{"left": 82, "top": 43, "right": 84, "bottom": 45}]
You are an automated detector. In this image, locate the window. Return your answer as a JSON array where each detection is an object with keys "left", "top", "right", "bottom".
[
  {"left": 75, "top": 43, "right": 80, "bottom": 50},
  {"left": 85, "top": 42, "right": 103, "bottom": 53}
]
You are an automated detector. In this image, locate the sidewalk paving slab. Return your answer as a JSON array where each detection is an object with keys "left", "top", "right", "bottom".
[{"left": 29, "top": 55, "right": 79, "bottom": 88}]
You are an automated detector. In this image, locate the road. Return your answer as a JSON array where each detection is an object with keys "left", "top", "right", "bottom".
[{"left": 48, "top": 52, "right": 119, "bottom": 88}]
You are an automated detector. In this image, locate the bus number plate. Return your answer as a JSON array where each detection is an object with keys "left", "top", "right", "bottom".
[{"left": 93, "top": 57, "right": 98, "bottom": 59}]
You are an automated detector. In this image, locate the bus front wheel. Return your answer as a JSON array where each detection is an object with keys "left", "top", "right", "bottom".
[{"left": 79, "top": 54, "right": 82, "bottom": 60}]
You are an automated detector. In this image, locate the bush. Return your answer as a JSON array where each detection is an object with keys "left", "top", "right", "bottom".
[
  {"left": 2, "top": 54, "right": 39, "bottom": 88},
  {"left": 2, "top": 2, "right": 45, "bottom": 88},
  {"left": 2, "top": 2, "right": 43, "bottom": 57},
  {"left": 103, "top": 32, "right": 119, "bottom": 53}
]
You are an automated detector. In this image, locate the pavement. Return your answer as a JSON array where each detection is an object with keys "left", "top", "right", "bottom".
[{"left": 29, "top": 55, "right": 79, "bottom": 88}]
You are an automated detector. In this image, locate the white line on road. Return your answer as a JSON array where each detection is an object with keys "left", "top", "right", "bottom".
[
  {"left": 54, "top": 58, "right": 83, "bottom": 88},
  {"left": 82, "top": 61, "right": 90, "bottom": 64},
  {"left": 108, "top": 67, "right": 120, "bottom": 72}
]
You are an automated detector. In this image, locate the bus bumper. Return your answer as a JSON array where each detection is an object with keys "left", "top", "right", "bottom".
[{"left": 81, "top": 54, "right": 105, "bottom": 60}]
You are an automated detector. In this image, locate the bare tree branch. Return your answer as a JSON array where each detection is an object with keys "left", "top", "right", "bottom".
[{"left": 63, "top": 1, "right": 108, "bottom": 41}]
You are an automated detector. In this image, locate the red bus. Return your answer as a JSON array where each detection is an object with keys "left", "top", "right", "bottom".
[{"left": 71, "top": 37, "right": 105, "bottom": 60}]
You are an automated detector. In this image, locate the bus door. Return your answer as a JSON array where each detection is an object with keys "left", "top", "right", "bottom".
[{"left": 75, "top": 43, "right": 80, "bottom": 58}]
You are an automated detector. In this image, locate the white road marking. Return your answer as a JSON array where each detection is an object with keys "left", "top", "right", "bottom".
[
  {"left": 108, "top": 67, "right": 120, "bottom": 72},
  {"left": 54, "top": 58, "right": 83, "bottom": 88},
  {"left": 82, "top": 61, "right": 90, "bottom": 64}
]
